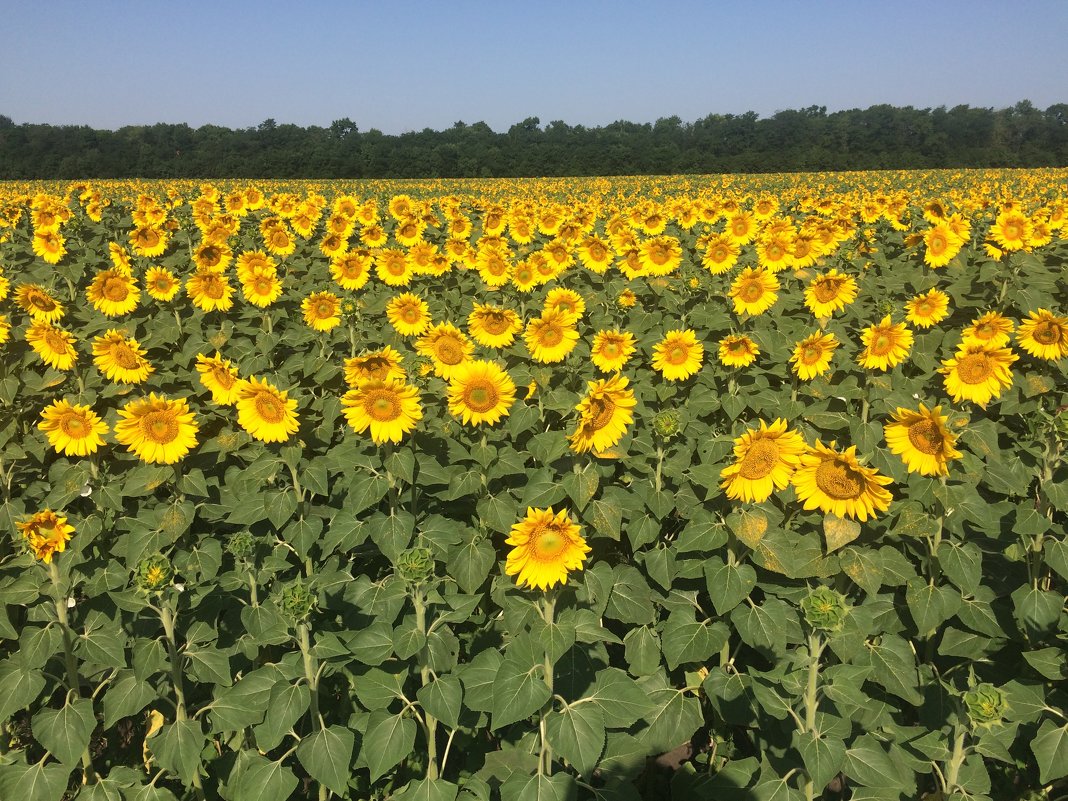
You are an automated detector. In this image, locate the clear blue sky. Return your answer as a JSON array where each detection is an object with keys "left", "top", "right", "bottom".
[{"left": 2, "top": 0, "right": 1065, "bottom": 134}]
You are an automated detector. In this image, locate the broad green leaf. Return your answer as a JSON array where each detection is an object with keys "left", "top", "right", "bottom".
[
  {"left": 353, "top": 665, "right": 408, "bottom": 710},
  {"left": 417, "top": 675, "right": 464, "bottom": 729},
  {"left": 0, "top": 657, "right": 47, "bottom": 720},
  {"left": 150, "top": 719, "right": 205, "bottom": 787},
  {"left": 393, "top": 778, "right": 461, "bottom": 801},
  {"left": 661, "top": 615, "right": 716, "bottom": 670},
  {"left": 255, "top": 681, "right": 310, "bottom": 751},
  {"left": 363, "top": 710, "right": 416, "bottom": 782},
  {"left": 103, "top": 674, "right": 157, "bottom": 727},
  {"left": 938, "top": 541, "right": 982, "bottom": 594},
  {"left": 622, "top": 626, "right": 661, "bottom": 677},
  {"left": 500, "top": 772, "right": 576, "bottom": 801},
  {"left": 865, "top": 635, "right": 922, "bottom": 706},
  {"left": 491, "top": 655, "right": 550, "bottom": 730},
  {"left": 639, "top": 688, "right": 703, "bottom": 754},
  {"left": 822, "top": 514, "right": 860, "bottom": 553},
  {"left": 798, "top": 732, "right": 846, "bottom": 792},
  {"left": 705, "top": 558, "right": 756, "bottom": 615},
  {"left": 32, "top": 698, "right": 96, "bottom": 765},
  {"left": 296, "top": 724, "right": 354, "bottom": 795},
  {"left": 585, "top": 668, "right": 653, "bottom": 728},
  {"left": 1031, "top": 719, "right": 1068, "bottom": 784},
  {"left": 210, "top": 666, "right": 276, "bottom": 732},
  {"left": 905, "top": 578, "right": 961, "bottom": 634},
  {"left": 231, "top": 753, "right": 298, "bottom": 801},
  {"left": 0, "top": 761, "right": 70, "bottom": 801},
  {"left": 545, "top": 702, "right": 605, "bottom": 776}
]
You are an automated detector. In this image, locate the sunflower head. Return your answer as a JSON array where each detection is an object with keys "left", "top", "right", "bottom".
[
  {"left": 505, "top": 507, "right": 591, "bottom": 591},
  {"left": 17, "top": 510, "right": 75, "bottom": 564}
]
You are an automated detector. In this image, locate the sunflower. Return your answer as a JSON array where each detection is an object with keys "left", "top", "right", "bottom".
[
  {"left": 375, "top": 248, "right": 414, "bottom": 287},
  {"left": 0, "top": 315, "right": 9, "bottom": 346},
  {"left": 342, "top": 378, "right": 423, "bottom": 444},
  {"left": 187, "top": 269, "right": 234, "bottom": 312},
  {"left": 857, "top": 316, "right": 913, "bottom": 371},
  {"left": 939, "top": 342, "right": 1018, "bottom": 407},
  {"left": 195, "top": 352, "right": 241, "bottom": 405},
  {"left": 719, "top": 418, "right": 807, "bottom": 503},
  {"left": 15, "top": 284, "right": 65, "bottom": 322},
  {"left": 590, "top": 329, "right": 637, "bottom": 373},
  {"left": 577, "top": 236, "right": 613, "bottom": 273},
  {"left": 792, "top": 441, "right": 893, "bottom": 522},
  {"left": 961, "top": 311, "right": 1014, "bottom": 348},
  {"left": 476, "top": 246, "right": 512, "bottom": 288},
  {"left": 87, "top": 268, "right": 140, "bottom": 317},
  {"left": 386, "top": 293, "right": 431, "bottom": 337},
  {"left": 262, "top": 222, "right": 297, "bottom": 257},
  {"left": 989, "top": 210, "right": 1031, "bottom": 252},
  {"left": 467, "top": 304, "right": 522, "bottom": 349},
  {"left": 638, "top": 235, "right": 683, "bottom": 276},
  {"left": 301, "top": 291, "right": 342, "bottom": 332},
  {"left": 330, "top": 249, "right": 373, "bottom": 291},
  {"left": 701, "top": 232, "right": 741, "bottom": 274},
  {"left": 718, "top": 334, "right": 760, "bottom": 368},
  {"left": 790, "top": 332, "right": 839, "bottom": 380},
  {"left": 568, "top": 373, "right": 636, "bottom": 454},
  {"left": 193, "top": 241, "right": 232, "bottom": 272},
  {"left": 93, "top": 330, "right": 153, "bottom": 384},
  {"left": 145, "top": 267, "right": 180, "bottom": 302},
  {"left": 115, "top": 394, "right": 199, "bottom": 464},
  {"left": 240, "top": 266, "right": 283, "bottom": 308},
  {"left": 922, "top": 222, "right": 963, "bottom": 268},
  {"left": 905, "top": 289, "right": 950, "bottom": 329},
  {"left": 884, "top": 404, "right": 961, "bottom": 476},
  {"left": 1016, "top": 309, "right": 1068, "bottom": 361},
  {"left": 129, "top": 225, "right": 168, "bottom": 258},
  {"left": 511, "top": 258, "right": 541, "bottom": 292},
  {"left": 525, "top": 310, "right": 580, "bottom": 364},
  {"left": 651, "top": 329, "right": 703, "bottom": 381},
  {"left": 26, "top": 321, "right": 78, "bottom": 370},
  {"left": 417, "top": 323, "right": 474, "bottom": 380},
  {"left": 617, "top": 289, "right": 638, "bottom": 308},
  {"left": 38, "top": 399, "right": 109, "bottom": 457},
  {"left": 32, "top": 230, "right": 67, "bottom": 264},
  {"left": 505, "top": 507, "right": 591, "bottom": 591},
  {"left": 729, "top": 267, "right": 779, "bottom": 316},
  {"left": 543, "top": 288, "right": 586, "bottom": 320},
  {"left": 725, "top": 211, "right": 757, "bottom": 245},
  {"left": 447, "top": 360, "right": 516, "bottom": 426},
  {"left": 343, "top": 346, "right": 406, "bottom": 387},
  {"left": 804, "top": 270, "right": 858, "bottom": 318},
  {"left": 17, "top": 510, "right": 75, "bottom": 564},
  {"left": 235, "top": 377, "right": 300, "bottom": 442}
]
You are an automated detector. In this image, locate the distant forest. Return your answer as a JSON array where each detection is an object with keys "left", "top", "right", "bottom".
[{"left": 1, "top": 101, "right": 1066, "bottom": 179}]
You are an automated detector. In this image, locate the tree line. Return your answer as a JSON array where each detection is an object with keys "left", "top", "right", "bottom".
[{"left": 1, "top": 101, "right": 1066, "bottom": 179}]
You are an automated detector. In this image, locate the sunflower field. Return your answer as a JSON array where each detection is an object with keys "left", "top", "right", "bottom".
[{"left": 0, "top": 171, "right": 1066, "bottom": 801}]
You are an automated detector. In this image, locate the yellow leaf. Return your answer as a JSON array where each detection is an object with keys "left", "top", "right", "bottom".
[
  {"left": 733, "top": 509, "right": 768, "bottom": 549},
  {"left": 143, "top": 709, "right": 165, "bottom": 771},
  {"left": 823, "top": 514, "right": 861, "bottom": 553}
]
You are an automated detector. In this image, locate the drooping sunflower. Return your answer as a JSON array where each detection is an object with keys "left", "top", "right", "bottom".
[
  {"left": 386, "top": 293, "right": 432, "bottom": 337},
  {"left": 905, "top": 288, "right": 950, "bottom": 329},
  {"left": 26, "top": 321, "right": 78, "bottom": 371},
  {"left": 17, "top": 510, "right": 75, "bottom": 564},
  {"left": 467, "top": 304, "right": 522, "bottom": 349},
  {"left": 505, "top": 507, "right": 591, "bottom": 591},
  {"left": 718, "top": 334, "right": 760, "bottom": 368},
  {"left": 940, "top": 342, "right": 1018, "bottom": 408},
  {"left": 719, "top": 418, "right": 807, "bottom": 503},
  {"left": 92, "top": 330, "right": 153, "bottom": 384},
  {"left": 447, "top": 360, "right": 516, "bottom": 426},
  {"left": 568, "top": 373, "right": 637, "bottom": 454},
  {"left": 342, "top": 378, "right": 423, "bottom": 444},
  {"left": 301, "top": 291, "right": 342, "bottom": 332},
  {"left": 729, "top": 267, "right": 780, "bottom": 316},
  {"left": 961, "top": 311, "right": 1014, "bottom": 349},
  {"left": 15, "top": 283, "right": 65, "bottom": 322},
  {"left": 884, "top": 404, "right": 961, "bottom": 477},
  {"left": 590, "top": 329, "right": 637, "bottom": 373},
  {"left": 195, "top": 352, "right": 241, "bottom": 405},
  {"left": 651, "top": 329, "right": 704, "bottom": 381},
  {"left": 343, "top": 346, "right": 406, "bottom": 387},
  {"left": 1016, "top": 309, "right": 1068, "bottom": 361},
  {"left": 857, "top": 316, "right": 913, "bottom": 371},
  {"left": 790, "top": 332, "right": 840, "bottom": 380},
  {"left": 330, "top": 249, "right": 373, "bottom": 291},
  {"left": 187, "top": 269, "right": 234, "bottom": 312},
  {"left": 417, "top": 323, "right": 474, "bottom": 380},
  {"left": 114, "top": 394, "right": 199, "bottom": 464},
  {"left": 525, "top": 310, "right": 580, "bottom": 364},
  {"left": 87, "top": 268, "right": 140, "bottom": 317},
  {"left": 235, "top": 377, "right": 300, "bottom": 442},
  {"left": 804, "top": 270, "right": 858, "bottom": 318},
  {"left": 792, "top": 440, "right": 893, "bottom": 522},
  {"left": 38, "top": 399, "right": 109, "bottom": 457},
  {"left": 145, "top": 267, "right": 181, "bottom": 302}
]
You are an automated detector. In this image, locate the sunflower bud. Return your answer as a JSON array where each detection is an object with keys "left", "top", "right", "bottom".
[
  {"left": 652, "top": 410, "right": 682, "bottom": 440},
  {"left": 963, "top": 684, "right": 1008, "bottom": 728},
  {"left": 800, "top": 586, "right": 850, "bottom": 632},
  {"left": 396, "top": 547, "right": 434, "bottom": 585},
  {"left": 136, "top": 553, "right": 173, "bottom": 594},
  {"left": 226, "top": 530, "right": 256, "bottom": 560},
  {"left": 278, "top": 579, "right": 317, "bottom": 622}
]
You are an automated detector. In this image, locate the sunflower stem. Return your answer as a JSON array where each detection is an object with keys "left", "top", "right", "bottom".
[
  {"left": 801, "top": 632, "right": 824, "bottom": 801},
  {"left": 654, "top": 444, "right": 665, "bottom": 494},
  {"left": 413, "top": 587, "right": 440, "bottom": 781},
  {"left": 159, "top": 600, "right": 207, "bottom": 800},
  {"left": 538, "top": 591, "right": 557, "bottom": 776},
  {"left": 49, "top": 560, "right": 97, "bottom": 785}
]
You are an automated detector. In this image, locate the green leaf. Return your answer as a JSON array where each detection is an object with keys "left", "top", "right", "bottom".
[
  {"left": 103, "top": 674, "right": 157, "bottom": 727},
  {"left": 0, "top": 761, "right": 70, "bottom": 801},
  {"left": 1031, "top": 719, "right": 1068, "bottom": 784},
  {"left": 492, "top": 655, "right": 551, "bottom": 730},
  {"left": 1011, "top": 584, "right": 1062, "bottom": 636},
  {"left": 501, "top": 772, "right": 576, "bottom": 801},
  {"left": 639, "top": 687, "right": 702, "bottom": 754},
  {"left": 843, "top": 735, "right": 915, "bottom": 794},
  {"left": 822, "top": 514, "right": 860, "bottom": 553},
  {"left": 905, "top": 578, "right": 961, "bottom": 634},
  {"left": 394, "top": 778, "right": 460, "bottom": 801},
  {"left": 210, "top": 666, "right": 276, "bottom": 732},
  {"left": 585, "top": 668, "right": 653, "bottom": 728},
  {"left": 622, "top": 626, "right": 661, "bottom": 677},
  {"left": 731, "top": 602, "right": 787, "bottom": 654},
  {"left": 661, "top": 615, "right": 716, "bottom": 670},
  {"left": 364, "top": 710, "right": 416, "bottom": 782},
  {"left": 369, "top": 510, "right": 414, "bottom": 563},
  {"left": 605, "top": 566, "right": 655, "bottom": 625},
  {"left": 417, "top": 675, "right": 464, "bottom": 729},
  {"left": 255, "top": 681, "right": 310, "bottom": 751},
  {"left": 296, "top": 725, "right": 354, "bottom": 796},
  {"left": 798, "top": 732, "right": 846, "bottom": 792},
  {"left": 350, "top": 620, "right": 398, "bottom": 665},
  {"left": 184, "top": 645, "right": 232, "bottom": 687},
  {"left": 447, "top": 535, "right": 495, "bottom": 594},
  {"left": 150, "top": 719, "right": 205, "bottom": 787},
  {"left": 32, "top": 698, "right": 96, "bottom": 765},
  {"left": 231, "top": 753, "right": 299, "bottom": 801},
  {"left": 352, "top": 665, "right": 408, "bottom": 710},
  {"left": 0, "top": 657, "right": 46, "bottom": 720},
  {"left": 865, "top": 635, "right": 922, "bottom": 706},
  {"left": 705, "top": 558, "right": 756, "bottom": 615},
  {"left": 546, "top": 703, "right": 605, "bottom": 777},
  {"left": 938, "top": 541, "right": 982, "bottom": 594}
]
